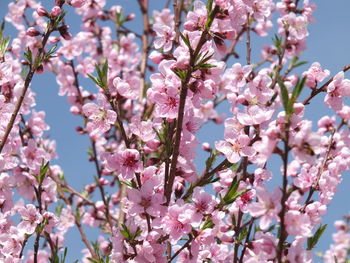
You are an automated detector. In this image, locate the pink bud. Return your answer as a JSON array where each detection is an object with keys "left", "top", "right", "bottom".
[
  {"left": 48, "top": 36, "right": 61, "bottom": 44},
  {"left": 51, "top": 6, "right": 61, "bottom": 17},
  {"left": 85, "top": 184, "right": 96, "bottom": 193},
  {"left": 149, "top": 51, "right": 164, "bottom": 64},
  {"left": 98, "top": 178, "right": 109, "bottom": 186},
  {"left": 69, "top": 0, "right": 86, "bottom": 8},
  {"left": 26, "top": 27, "right": 41, "bottom": 37},
  {"left": 36, "top": 6, "right": 49, "bottom": 17},
  {"left": 125, "top": 13, "right": 136, "bottom": 21},
  {"left": 58, "top": 25, "right": 72, "bottom": 40},
  {"left": 202, "top": 142, "right": 211, "bottom": 152},
  {"left": 36, "top": 64, "right": 44, "bottom": 74}
]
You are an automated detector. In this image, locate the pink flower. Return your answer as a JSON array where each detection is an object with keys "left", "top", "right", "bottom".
[
  {"left": 191, "top": 187, "right": 217, "bottom": 223},
  {"left": 325, "top": 71, "right": 350, "bottom": 110},
  {"left": 112, "top": 77, "right": 139, "bottom": 100},
  {"left": 162, "top": 201, "right": 193, "bottom": 243},
  {"left": 0, "top": 226, "right": 23, "bottom": 257},
  {"left": 153, "top": 86, "right": 180, "bottom": 119},
  {"left": 153, "top": 23, "right": 175, "bottom": 52},
  {"left": 183, "top": 1, "right": 207, "bottom": 31},
  {"left": 0, "top": 62, "right": 12, "bottom": 85},
  {"left": 223, "top": 63, "right": 252, "bottom": 90},
  {"left": 22, "top": 139, "right": 50, "bottom": 171},
  {"left": 17, "top": 204, "right": 43, "bottom": 235},
  {"left": 57, "top": 207, "right": 75, "bottom": 233},
  {"left": 0, "top": 95, "right": 14, "bottom": 125},
  {"left": 129, "top": 116, "right": 155, "bottom": 142},
  {"left": 244, "top": 231, "right": 276, "bottom": 261},
  {"left": 127, "top": 179, "right": 165, "bottom": 217},
  {"left": 284, "top": 210, "right": 312, "bottom": 237},
  {"left": 82, "top": 94, "right": 117, "bottom": 138},
  {"left": 27, "top": 110, "right": 49, "bottom": 137},
  {"left": 105, "top": 149, "right": 143, "bottom": 180},
  {"left": 303, "top": 62, "right": 330, "bottom": 88},
  {"left": 215, "top": 131, "right": 255, "bottom": 163},
  {"left": 278, "top": 13, "right": 309, "bottom": 40},
  {"left": 293, "top": 164, "right": 318, "bottom": 191},
  {"left": 247, "top": 187, "right": 281, "bottom": 230}
]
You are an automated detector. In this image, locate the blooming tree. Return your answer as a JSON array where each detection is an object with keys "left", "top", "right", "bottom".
[{"left": 0, "top": 0, "right": 350, "bottom": 262}]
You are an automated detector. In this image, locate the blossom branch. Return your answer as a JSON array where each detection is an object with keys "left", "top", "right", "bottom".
[
  {"left": 165, "top": 5, "right": 220, "bottom": 204},
  {"left": 0, "top": 24, "right": 54, "bottom": 154}
]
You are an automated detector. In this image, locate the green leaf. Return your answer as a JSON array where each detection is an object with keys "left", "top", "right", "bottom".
[
  {"left": 277, "top": 78, "right": 290, "bottom": 115},
  {"left": 24, "top": 48, "right": 33, "bottom": 64},
  {"left": 39, "top": 161, "right": 50, "bottom": 185},
  {"left": 88, "top": 60, "right": 109, "bottom": 91},
  {"left": 179, "top": 32, "right": 192, "bottom": 51},
  {"left": 272, "top": 34, "right": 282, "bottom": 54},
  {"left": 307, "top": 224, "right": 327, "bottom": 250},
  {"left": 201, "top": 219, "right": 215, "bottom": 230},
  {"left": 221, "top": 178, "right": 250, "bottom": 206},
  {"left": 238, "top": 226, "right": 248, "bottom": 241},
  {"left": 120, "top": 180, "right": 137, "bottom": 188},
  {"left": 198, "top": 63, "right": 216, "bottom": 69},
  {"left": 87, "top": 258, "right": 100, "bottom": 263},
  {"left": 53, "top": 11, "right": 66, "bottom": 27},
  {"left": 172, "top": 68, "right": 187, "bottom": 81},
  {"left": 120, "top": 224, "right": 131, "bottom": 240}
]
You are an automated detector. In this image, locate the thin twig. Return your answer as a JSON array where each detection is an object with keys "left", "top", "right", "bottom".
[{"left": 137, "top": 0, "right": 150, "bottom": 101}]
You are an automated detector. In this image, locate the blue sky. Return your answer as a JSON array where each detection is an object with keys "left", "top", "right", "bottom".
[{"left": 1, "top": 0, "right": 350, "bottom": 261}]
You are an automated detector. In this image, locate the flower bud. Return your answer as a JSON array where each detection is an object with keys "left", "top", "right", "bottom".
[
  {"left": 125, "top": 13, "right": 135, "bottom": 21},
  {"left": 69, "top": 0, "right": 86, "bottom": 8},
  {"left": 149, "top": 51, "right": 164, "bottom": 64},
  {"left": 202, "top": 142, "right": 211, "bottom": 152},
  {"left": 26, "top": 27, "right": 41, "bottom": 37},
  {"left": 36, "top": 6, "right": 49, "bottom": 17},
  {"left": 48, "top": 36, "right": 61, "bottom": 44},
  {"left": 51, "top": 6, "right": 61, "bottom": 17},
  {"left": 58, "top": 25, "right": 72, "bottom": 40},
  {"left": 36, "top": 64, "right": 44, "bottom": 74}
]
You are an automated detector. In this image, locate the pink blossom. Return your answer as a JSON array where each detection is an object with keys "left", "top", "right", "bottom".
[
  {"left": 191, "top": 187, "right": 217, "bottom": 223},
  {"left": 215, "top": 130, "right": 255, "bottom": 163},
  {"left": 0, "top": 62, "right": 13, "bottom": 85},
  {"left": 22, "top": 139, "right": 50, "bottom": 171},
  {"left": 153, "top": 23, "right": 175, "bottom": 52},
  {"left": 26, "top": 110, "right": 49, "bottom": 137},
  {"left": 325, "top": 71, "right": 350, "bottom": 110},
  {"left": 112, "top": 77, "right": 139, "bottom": 100},
  {"left": 247, "top": 187, "right": 282, "bottom": 230},
  {"left": 82, "top": 94, "right": 117, "bottom": 138},
  {"left": 303, "top": 62, "right": 330, "bottom": 88},
  {"left": 284, "top": 210, "right": 312, "bottom": 237},
  {"left": 17, "top": 204, "right": 43, "bottom": 235},
  {"left": 162, "top": 201, "right": 193, "bottom": 243},
  {"left": 127, "top": 179, "right": 165, "bottom": 217},
  {"left": 105, "top": 149, "right": 143, "bottom": 180}
]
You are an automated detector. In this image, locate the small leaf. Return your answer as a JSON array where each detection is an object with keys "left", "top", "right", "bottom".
[
  {"left": 120, "top": 180, "right": 137, "bottom": 188},
  {"left": 277, "top": 78, "right": 290, "bottom": 115},
  {"left": 39, "top": 161, "right": 50, "bottom": 184},
  {"left": 198, "top": 63, "right": 216, "bottom": 69},
  {"left": 201, "top": 219, "right": 215, "bottom": 230},
  {"left": 24, "top": 48, "right": 33, "bottom": 64},
  {"left": 307, "top": 224, "right": 327, "bottom": 250},
  {"left": 179, "top": 32, "right": 192, "bottom": 51}
]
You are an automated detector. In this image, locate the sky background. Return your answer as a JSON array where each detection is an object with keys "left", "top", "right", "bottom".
[{"left": 1, "top": 0, "right": 350, "bottom": 261}]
